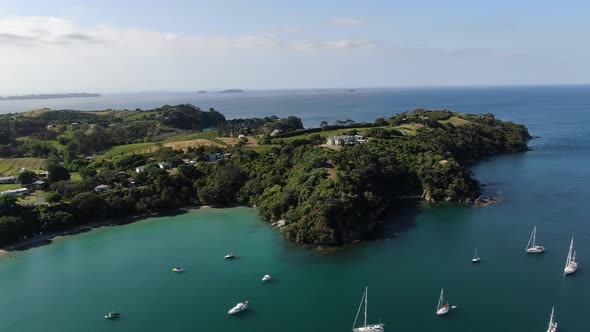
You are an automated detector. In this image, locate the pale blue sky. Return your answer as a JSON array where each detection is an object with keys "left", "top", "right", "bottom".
[{"left": 0, "top": 0, "right": 589, "bottom": 93}]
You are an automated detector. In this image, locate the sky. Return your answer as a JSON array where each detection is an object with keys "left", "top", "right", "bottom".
[{"left": 0, "top": 0, "right": 589, "bottom": 94}]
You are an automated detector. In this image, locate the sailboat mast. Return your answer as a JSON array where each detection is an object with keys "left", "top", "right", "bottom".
[
  {"left": 569, "top": 237, "right": 573, "bottom": 262},
  {"left": 437, "top": 288, "right": 444, "bottom": 310},
  {"left": 548, "top": 306, "right": 555, "bottom": 329},
  {"left": 364, "top": 287, "right": 368, "bottom": 327},
  {"left": 532, "top": 226, "right": 536, "bottom": 246}
]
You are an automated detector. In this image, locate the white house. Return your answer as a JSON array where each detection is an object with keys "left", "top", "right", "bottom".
[
  {"left": 1, "top": 188, "right": 29, "bottom": 196},
  {"left": 94, "top": 184, "right": 111, "bottom": 193},
  {"left": 326, "top": 135, "right": 357, "bottom": 146},
  {"left": 135, "top": 166, "right": 146, "bottom": 173},
  {"left": 0, "top": 176, "right": 17, "bottom": 184},
  {"left": 158, "top": 162, "right": 172, "bottom": 170}
]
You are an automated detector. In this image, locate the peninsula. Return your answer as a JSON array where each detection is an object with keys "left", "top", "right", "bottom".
[
  {"left": 0, "top": 93, "right": 101, "bottom": 100},
  {"left": 0, "top": 106, "right": 530, "bottom": 248}
]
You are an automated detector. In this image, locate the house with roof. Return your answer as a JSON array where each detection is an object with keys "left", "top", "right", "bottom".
[
  {"left": 0, "top": 176, "right": 17, "bottom": 184},
  {"left": 29, "top": 180, "right": 46, "bottom": 190},
  {"left": 158, "top": 162, "right": 172, "bottom": 170},
  {"left": 1, "top": 188, "right": 30, "bottom": 196},
  {"left": 94, "top": 184, "right": 112, "bottom": 193},
  {"left": 135, "top": 165, "right": 146, "bottom": 173},
  {"left": 326, "top": 135, "right": 357, "bottom": 146}
]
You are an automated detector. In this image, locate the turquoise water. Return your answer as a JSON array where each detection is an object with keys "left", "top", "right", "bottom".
[{"left": 1, "top": 86, "right": 590, "bottom": 331}]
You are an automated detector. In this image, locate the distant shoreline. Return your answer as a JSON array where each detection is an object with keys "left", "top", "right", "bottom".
[{"left": 0, "top": 93, "right": 101, "bottom": 101}]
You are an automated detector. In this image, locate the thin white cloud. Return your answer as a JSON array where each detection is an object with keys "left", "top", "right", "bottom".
[
  {"left": 292, "top": 39, "right": 378, "bottom": 51},
  {"left": 330, "top": 17, "right": 367, "bottom": 26},
  {"left": 0, "top": 16, "right": 376, "bottom": 53}
]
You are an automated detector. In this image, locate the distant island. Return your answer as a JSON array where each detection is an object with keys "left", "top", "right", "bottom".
[
  {"left": 196, "top": 90, "right": 208, "bottom": 93},
  {"left": 0, "top": 106, "right": 530, "bottom": 248},
  {"left": 218, "top": 89, "right": 245, "bottom": 93},
  {"left": 0, "top": 93, "right": 101, "bottom": 100}
]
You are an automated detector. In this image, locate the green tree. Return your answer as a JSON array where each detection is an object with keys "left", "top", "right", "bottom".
[
  {"left": 47, "top": 163, "right": 71, "bottom": 183},
  {"left": 45, "top": 192, "right": 63, "bottom": 204},
  {"left": 0, "top": 216, "right": 24, "bottom": 246},
  {"left": 17, "top": 170, "right": 38, "bottom": 185}
]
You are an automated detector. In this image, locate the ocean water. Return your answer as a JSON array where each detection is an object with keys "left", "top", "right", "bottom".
[{"left": 1, "top": 86, "right": 589, "bottom": 331}]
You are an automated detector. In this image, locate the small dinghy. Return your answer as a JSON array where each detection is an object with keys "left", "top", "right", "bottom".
[
  {"left": 104, "top": 312, "right": 120, "bottom": 319},
  {"left": 224, "top": 253, "right": 239, "bottom": 259},
  {"left": 262, "top": 274, "right": 271, "bottom": 282},
  {"left": 172, "top": 267, "right": 184, "bottom": 272}
]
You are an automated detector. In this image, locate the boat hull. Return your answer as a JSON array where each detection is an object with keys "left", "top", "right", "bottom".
[
  {"left": 526, "top": 246, "right": 545, "bottom": 253},
  {"left": 353, "top": 323, "right": 385, "bottom": 332},
  {"left": 564, "top": 263, "right": 578, "bottom": 275},
  {"left": 436, "top": 308, "right": 449, "bottom": 315}
]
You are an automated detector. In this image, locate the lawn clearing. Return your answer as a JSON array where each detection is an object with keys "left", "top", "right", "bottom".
[{"left": 0, "top": 158, "right": 46, "bottom": 176}]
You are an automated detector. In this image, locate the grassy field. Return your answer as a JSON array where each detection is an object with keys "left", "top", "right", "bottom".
[
  {"left": 0, "top": 158, "right": 46, "bottom": 176},
  {"left": 101, "top": 130, "right": 229, "bottom": 157},
  {"left": 163, "top": 130, "right": 221, "bottom": 143},
  {"left": 440, "top": 116, "right": 471, "bottom": 126},
  {"left": 122, "top": 110, "right": 160, "bottom": 121},
  {"left": 278, "top": 126, "right": 380, "bottom": 142},
  {"left": 243, "top": 145, "right": 281, "bottom": 153},
  {"left": 101, "top": 142, "right": 157, "bottom": 158},
  {"left": 0, "top": 184, "right": 21, "bottom": 191}
]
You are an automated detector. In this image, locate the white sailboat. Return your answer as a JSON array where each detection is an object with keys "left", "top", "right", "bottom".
[
  {"left": 526, "top": 226, "right": 545, "bottom": 253},
  {"left": 546, "top": 306, "right": 558, "bottom": 332},
  {"left": 564, "top": 236, "right": 578, "bottom": 275},
  {"left": 472, "top": 248, "right": 481, "bottom": 263},
  {"left": 352, "top": 287, "right": 384, "bottom": 332},
  {"left": 435, "top": 288, "right": 449, "bottom": 315}
]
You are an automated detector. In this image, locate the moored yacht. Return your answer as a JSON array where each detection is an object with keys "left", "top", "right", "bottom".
[
  {"left": 546, "top": 306, "right": 558, "bottom": 332},
  {"left": 224, "top": 253, "right": 239, "bottom": 259},
  {"left": 472, "top": 248, "right": 481, "bottom": 263},
  {"left": 436, "top": 288, "right": 449, "bottom": 316},
  {"left": 526, "top": 226, "right": 545, "bottom": 253},
  {"left": 564, "top": 236, "right": 578, "bottom": 275},
  {"left": 262, "top": 274, "right": 271, "bottom": 282},
  {"left": 352, "top": 287, "right": 384, "bottom": 332},
  {"left": 228, "top": 300, "right": 248, "bottom": 315},
  {"left": 172, "top": 267, "right": 184, "bottom": 272}
]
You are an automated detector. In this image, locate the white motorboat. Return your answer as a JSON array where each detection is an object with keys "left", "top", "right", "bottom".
[
  {"left": 228, "top": 300, "right": 248, "bottom": 315},
  {"left": 262, "top": 274, "right": 271, "bottom": 282},
  {"left": 352, "top": 287, "right": 384, "bottom": 332},
  {"left": 172, "top": 267, "right": 184, "bottom": 272},
  {"left": 526, "top": 226, "right": 545, "bottom": 253},
  {"left": 546, "top": 306, "right": 558, "bottom": 332},
  {"left": 564, "top": 236, "right": 578, "bottom": 275},
  {"left": 224, "top": 253, "right": 239, "bottom": 259},
  {"left": 104, "top": 312, "right": 120, "bottom": 319},
  {"left": 472, "top": 248, "right": 481, "bottom": 263},
  {"left": 436, "top": 288, "right": 449, "bottom": 316}
]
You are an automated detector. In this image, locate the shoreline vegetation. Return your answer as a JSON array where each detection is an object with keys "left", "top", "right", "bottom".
[{"left": 0, "top": 105, "right": 530, "bottom": 249}]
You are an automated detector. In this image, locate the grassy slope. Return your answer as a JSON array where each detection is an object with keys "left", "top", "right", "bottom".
[
  {"left": 101, "top": 142, "right": 157, "bottom": 158},
  {"left": 0, "top": 158, "right": 46, "bottom": 176},
  {"left": 0, "top": 184, "right": 21, "bottom": 191}
]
